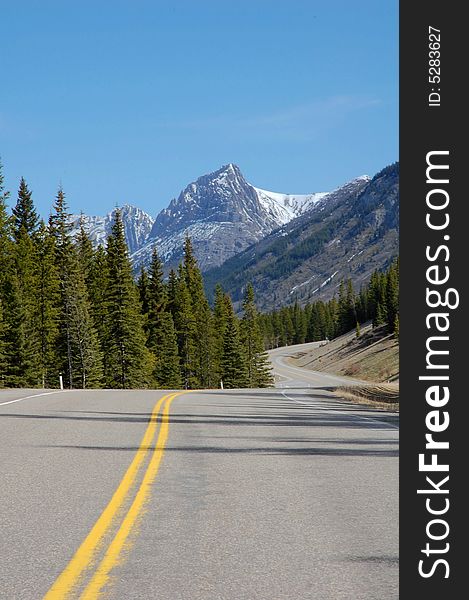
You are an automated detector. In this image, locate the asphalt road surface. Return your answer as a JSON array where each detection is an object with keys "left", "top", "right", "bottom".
[{"left": 0, "top": 343, "right": 398, "bottom": 600}]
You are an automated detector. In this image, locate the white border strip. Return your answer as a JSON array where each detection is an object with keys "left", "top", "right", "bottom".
[{"left": 0, "top": 390, "right": 65, "bottom": 407}]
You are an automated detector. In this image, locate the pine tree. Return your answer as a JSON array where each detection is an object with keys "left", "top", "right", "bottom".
[
  {"left": 104, "top": 209, "right": 152, "bottom": 388},
  {"left": 0, "top": 297, "right": 6, "bottom": 386},
  {"left": 67, "top": 258, "right": 103, "bottom": 388},
  {"left": 166, "top": 269, "right": 178, "bottom": 317},
  {"left": 76, "top": 215, "right": 95, "bottom": 285},
  {"left": 393, "top": 314, "right": 399, "bottom": 339},
  {"left": 272, "top": 310, "right": 283, "bottom": 347},
  {"left": 375, "top": 302, "right": 386, "bottom": 326},
  {"left": 0, "top": 160, "right": 12, "bottom": 289},
  {"left": 337, "top": 279, "right": 356, "bottom": 335},
  {"left": 240, "top": 283, "right": 273, "bottom": 387},
  {"left": 137, "top": 266, "right": 150, "bottom": 317},
  {"left": 292, "top": 301, "right": 307, "bottom": 344},
  {"left": 87, "top": 245, "right": 108, "bottom": 322},
  {"left": 212, "top": 284, "right": 229, "bottom": 385},
  {"left": 173, "top": 265, "right": 198, "bottom": 389},
  {"left": 367, "top": 270, "right": 380, "bottom": 326},
  {"left": 49, "top": 188, "right": 74, "bottom": 386},
  {"left": 51, "top": 188, "right": 103, "bottom": 388},
  {"left": 0, "top": 163, "right": 12, "bottom": 383},
  {"left": 12, "top": 178, "right": 38, "bottom": 240},
  {"left": 281, "top": 307, "right": 295, "bottom": 345},
  {"left": 152, "top": 311, "right": 182, "bottom": 388},
  {"left": 33, "top": 221, "right": 60, "bottom": 387},
  {"left": 221, "top": 296, "right": 246, "bottom": 389},
  {"left": 147, "top": 248, "right": 167, "bottom": 351},
  {"left": 308, "top": 302, "right": 327, "bottom": 341},
  {"left": 385, "top": 259, "right": 399, "bottom": 329},
  {"left": 1, "top": 274, "right": 34, "bottom": 386},
  {"left": 182, "top": 237, "right": 214, "bottom": 387},
  {"left": 326, "top": 297, "right": 338, "bottom": 339},
  {"left": 9, "top": 179, "right": 42, "bottom": 385}
]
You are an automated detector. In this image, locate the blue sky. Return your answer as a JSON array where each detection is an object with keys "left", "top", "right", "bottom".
[{"left": 1, "top": 0, "right": 398, "bottom": 218}]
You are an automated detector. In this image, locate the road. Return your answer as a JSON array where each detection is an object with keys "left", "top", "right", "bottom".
[{"left": 0, "top": 343, "right": 398, "bottom": 600}]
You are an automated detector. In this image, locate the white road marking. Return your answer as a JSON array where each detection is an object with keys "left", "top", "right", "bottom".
[
  {"left": 274, "top": 357, "right": 361, "bottom": 386},
  {"left": 279, "top": 390, "right": 399, "bottom": 431},
  {"left": 0, "top": 390, "right": 65, "bottom": 407}
]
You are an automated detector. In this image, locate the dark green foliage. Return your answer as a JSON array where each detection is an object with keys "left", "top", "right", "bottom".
[
  {"left": 385, "top": 258, "right": 399, "bottom": 329},
  {"left": 393, "top": 314, "right": 399, "bottom": 339},
  {"left": 221, "top": 296, "right": 247, "bottom": 389},
  {"left": 212, "top": 284, "right": 229, "bottom": 385},
  {"left": 261, "top": 260, "right": 399, "bottom": 350},
  {"left": 51, "top": 189, "right": 103, "bottom": 388},
  {"left": 1, "top": 274, "right": 38, "bottom": 386},
  {"left": 33, "top": 221, "right": 60, "bottom": 386},
  {"left": 1, "top": 167, "right": 260, "bottom": 390},
  {"left": 337, "top": 279, "right": 356, "bottom": 336},
  {"left": 0, "top": 160, "right": 12, "bottom": 286},
  {"left": 182, "top": 237, "right": 214, "bottom": 388},
  {"left": 103, "top": 209, "right": 152, "bottom": 388},
  {"left": 12, "top": 178, "right": 38, "bottom": 240},
  {"left": 76, "top": 216, "right": 95, "bottom": 285},
  {"left": 0, "top": 298, "right": 6, "bottom": 385},
  {"left": 152, "top": 311, "right": 182, "bottom": 389},
  {"left": 173, "top": 264, "right": 198, "bottom": 389},
  {"left": 240, "top": 283, "right": 273, "bottom": 387},
  {"left": 146, "top": 248, "right": 167, "bottom": 350},
  {"left": 137, "top": 266, "right": 150, "bottom": 316},
  {"left": 6, "top": 165, "right": 405, "bottom": 390}
]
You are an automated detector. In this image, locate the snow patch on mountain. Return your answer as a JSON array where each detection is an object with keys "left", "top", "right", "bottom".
[
  {"left": 253, "top": 187, "right": 329, "bottom": 222},
  {"left": 69, "top": 205, "right": 154, "bottom": 254},
  {"left": 68, "top": 164, "right": 372, "bottom": 275}
]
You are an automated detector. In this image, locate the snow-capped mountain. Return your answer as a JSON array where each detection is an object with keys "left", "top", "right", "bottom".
[
  {"left": 69, "top": 204, "right": 154, "bottom": 255},
  {"left": 253, "top": 187, "right": 329, "bottom": 222},
  {"left": 203, "top": 165, "right": 397, "bottom": 311},
  {"left": 132, "top": 164, "right": 332, "bottom": 271},
  {"left": 70, "top": 164, "right": 370, "bottom": 274}
]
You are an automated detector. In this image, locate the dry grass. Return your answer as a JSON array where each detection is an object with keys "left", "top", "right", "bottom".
[
  {"left": 290, "top": 323, "right": 399, "bottom": 384},
  {"left": 336, "top": 383, "right": 399, "bottom": 411}
]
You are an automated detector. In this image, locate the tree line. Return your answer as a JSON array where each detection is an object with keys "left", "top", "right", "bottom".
[
  {"left": 0, "top": 169, "right": 273, "bottom": 389},
  {"left": 259, "top": 258, "right": 399, "bottom": 349}
]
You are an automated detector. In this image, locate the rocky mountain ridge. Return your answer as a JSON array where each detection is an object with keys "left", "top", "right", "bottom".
[{"left": 70, "top": 163, "right": 336, "bottom": 272}]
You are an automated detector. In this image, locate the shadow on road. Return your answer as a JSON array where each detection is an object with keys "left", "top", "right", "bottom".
[
  {"left": 39, "top": 443, "right": 398, "bottom": 458},
  {"left": 0, "top": 410, "right": 399, "bottom": 429}
]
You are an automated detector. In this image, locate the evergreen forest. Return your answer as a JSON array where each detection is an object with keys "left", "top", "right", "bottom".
[
  {"left": 0, "top": 171, "right": 273, "bottom": 389},
  {"left": 0, "top": 168, "right": 398, "bottom": 390}
]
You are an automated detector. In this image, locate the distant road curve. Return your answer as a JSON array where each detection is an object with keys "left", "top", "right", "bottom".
[{"left": 268, "top": 341, "right": 367, "bottom": 388}]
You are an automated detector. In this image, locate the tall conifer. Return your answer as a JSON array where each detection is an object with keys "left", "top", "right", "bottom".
[
  {"left": 152, "top": 311, "right": 182, "bottom": 389},
  {"left": 173, "top": 265, "right": 198, "bottom": 389},
  {"left": 33, "top": 221, "right": 59, "bottom": 387},
  {"left": 240, "top": 283, "right": 273, "bottom": 387},
  {"left": 221, "top": 297, "right": 246, "bottom": 389},
  {"left": 51, "top": 188, "right": 102, "bottom": 388},
  {"left": 103, "top": 209, "right": 152, "bottom": 388},
  {"left": 12, "top": 178, "right": 38, "bottom": 240},
  {"left": 182, "top": 237, "right": 214, "bottom": 387}
]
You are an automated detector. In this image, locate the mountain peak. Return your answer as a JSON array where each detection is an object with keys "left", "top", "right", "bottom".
[{"left": 69, "top": 163, "right": 383, "bottom": 277}]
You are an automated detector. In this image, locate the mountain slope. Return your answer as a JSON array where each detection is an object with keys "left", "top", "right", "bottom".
[
  {"left": 130, "top": 163, "right": 329, "bottom": 272},
  {"left": 69, "top": 205, "right": 154, "bottom": 255},
  {"left": 203, "top": 163, "right": 399, "bottom": 310}
]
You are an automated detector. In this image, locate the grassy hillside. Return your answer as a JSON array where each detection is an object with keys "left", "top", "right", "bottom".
[{"left": 288, "top": 323, "right": 399, "bottom": 383}]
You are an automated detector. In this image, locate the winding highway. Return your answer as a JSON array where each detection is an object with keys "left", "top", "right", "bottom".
[{"left": 0, "top": 343, "right": 398, "bottom": 599}]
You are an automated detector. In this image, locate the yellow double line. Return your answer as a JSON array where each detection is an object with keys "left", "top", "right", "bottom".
[{"left": 44, "top": 391, "right": 185, "bottom": 600}]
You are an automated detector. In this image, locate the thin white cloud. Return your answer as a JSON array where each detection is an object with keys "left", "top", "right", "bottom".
[{"left": 155, "top": 95, "right": 381, "bottom": 141}]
